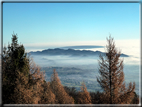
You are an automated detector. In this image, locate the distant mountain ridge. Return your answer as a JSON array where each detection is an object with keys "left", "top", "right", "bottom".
[{"left": 29, "top": 48, "right": 129, "bottom": 57}]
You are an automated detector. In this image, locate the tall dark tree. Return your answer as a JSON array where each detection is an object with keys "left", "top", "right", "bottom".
[
  {"left": 2, "top": 33, "right": 30, "bottom": 103},
  {"left": 97, "top": 36, "right": 135, "bottom": 104},
  {"left": 2, "top": 33, "right": 45, "bottom": 104}
]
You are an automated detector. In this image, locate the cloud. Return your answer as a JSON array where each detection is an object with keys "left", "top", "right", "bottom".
[{"left": 24, "top": 39, "right": 140, "bottom": 58}]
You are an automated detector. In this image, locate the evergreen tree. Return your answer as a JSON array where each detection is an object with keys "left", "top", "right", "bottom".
[
  {"left": 2, "top": 33, "right": 45, "bottom": 104},
  {"left": 2, "top": 33, "right": 30, "bottom": 103},
  {"left": 50, "top": 69, "right": 74, "bottom": 104},
  {"left": 97, "top": 36, "right": 135, "bottom": 104}
]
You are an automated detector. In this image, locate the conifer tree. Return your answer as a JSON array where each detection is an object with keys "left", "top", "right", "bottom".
[
  {"left": 13, "top": 70, "right": 34, "bottom": 104},
  {"left": 28, "top": 62, "right": 45, "bottom": 104},
  {"left": 2, "top": 33, "right": 45, "bottom": 104},
  {"left": 97, "top": 36, "right": 135, "bottom": 104},
  {"left": 50, "top": 69, "right": 74, "bottom": 104},
  {"left": 2, "top": 33, "right": 30, "bottom": 103},
  {"left": 39, "top": 81, "right": 57, "bottom": 104},
  {"left": 77, "top": 82, "right": 91, "bottom": 104},
  {"left": 12, "top": 61, "right": 45, "bottom": 104}
]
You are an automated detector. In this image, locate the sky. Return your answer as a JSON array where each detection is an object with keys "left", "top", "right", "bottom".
[
  {"left": 0, "top": 1, "right": 141, "bottom": 100},
  {"left": 2, "top": 2, "right": 140, "bottom": 57}
]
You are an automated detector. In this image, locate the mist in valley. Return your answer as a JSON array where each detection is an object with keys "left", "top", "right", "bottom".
[{"left": 30, "top": 54, "right": 140, "bottom": 95}]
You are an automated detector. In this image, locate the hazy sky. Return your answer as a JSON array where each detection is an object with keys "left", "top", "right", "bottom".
[{"left": 3, "top": 2, "right": 140, "bottom": 50}]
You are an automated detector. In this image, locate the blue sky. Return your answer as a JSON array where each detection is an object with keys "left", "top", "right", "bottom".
[{"left": 3, "top": 2, "right": 140, "bottom": 50}]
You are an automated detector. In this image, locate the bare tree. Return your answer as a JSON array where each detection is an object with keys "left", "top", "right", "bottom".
[{"left": 97, "top": 36, "right": 135, "bottom": 104}]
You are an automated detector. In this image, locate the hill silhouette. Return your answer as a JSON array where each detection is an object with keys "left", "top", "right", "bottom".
[{"left": 29, "top": 48, "right": 129, "bottom": 57}]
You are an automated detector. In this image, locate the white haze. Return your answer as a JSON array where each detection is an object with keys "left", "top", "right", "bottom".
[
  {"left": 27, "top": 39, "right": 140, "bottom": 95},
  {"left": 31, "top": 55, "right": 99, "bottom": 68},
  {"left": 26, "top": 39, "right": 140, "bottom": 65},
  {"left": 31, "top": 54, "right": 140, "bottom": 95}
]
